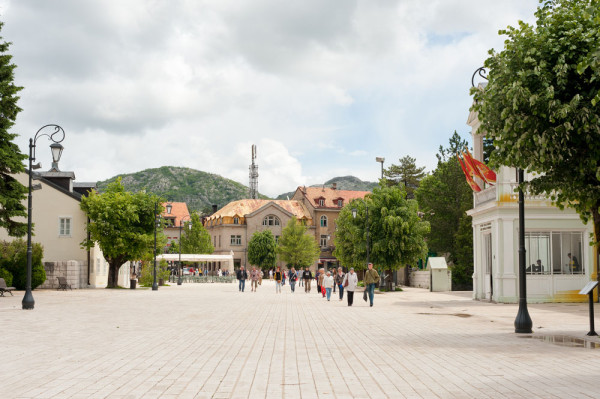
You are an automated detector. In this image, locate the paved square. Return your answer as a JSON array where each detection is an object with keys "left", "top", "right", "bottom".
[{"left": 1, "top": 281, "right": 600, "bottom": 398}]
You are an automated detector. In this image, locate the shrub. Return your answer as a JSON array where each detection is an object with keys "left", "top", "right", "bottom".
[
  {"left": 0, "top": 240, "right": 46, "bottom": 290},
  {"left": 139, "top": 259, "right": 169, "bottom": 287},
  {"left": 0, "top": 268, "right": 13, "bottom": 286}
]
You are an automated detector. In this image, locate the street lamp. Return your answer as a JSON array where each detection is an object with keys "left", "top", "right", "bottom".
[
  {"left": 23, "top": 125, "right": 65, "bottom": 310},
  {"left": 514, "top": 169, "right": 533, "bottom": 333},
  {"left": 153, "top": 201, "right": 161, "bottom": 291},
  {"left": 351, "top": 199, "right": 369, "bottom": 266},
  {"left": 376, "top": 157, "right": 385, "bottom": 180},
  {"left": 178, "top": 214, "right": 192, "bottom": 285}
]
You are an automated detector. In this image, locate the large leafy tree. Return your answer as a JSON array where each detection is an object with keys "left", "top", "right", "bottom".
[
  {"left": 416, "top": 132, "right": 474, "bottom": 288},
  {"left": 334, "top": 185, "right": 430, "bottom": 284},
  {"left": 80, "top": 178, "right": 161, "bottom": 288},
  {"left": 247, "top": 230, "right": 277, "bottom": 270},
  {"left": 277, "top": 217, "right": 320, "bottom": 269},
  {"left": 472, "top": 0, "right": 600, "bottom": 249},
  {"left": 383, "top": 155, "right": 426, "bottom": 198},
  {"left": 0, "top": 22, "right": 27, "bottom": 237},
  {"left": 179, "top": 213, "right": 214, "bottom": 254}
]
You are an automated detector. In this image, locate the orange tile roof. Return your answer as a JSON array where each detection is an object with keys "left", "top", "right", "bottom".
[
  {"left": 301, "top": 187, "right": 370, "bottom": 208},
  {"left": 161, "top": 202, "right": 191, "bottom": 226},
  {"left": 206, "top": 199, "right": 311, "bottom": 220}
]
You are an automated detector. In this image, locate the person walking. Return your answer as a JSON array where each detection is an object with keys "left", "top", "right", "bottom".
[
  {"left": 274, "top": 267, "right": 283, "bottom": 293},
  {"left": 318, "top": 268, "right": 326, "bottom": 297},
  {"left": 236, "top": 266, "right": 248, "bottom": 292},
  {"left": 282, "top": 269, "right": 286, "bottom": 286},
  {"left": 342, "top": 268, "right": 358, "bottom": 306},
  {"left": 364, "top": 263, "right": 379, "bottom": 307},
  {"left": 334, "top": 267, "right": 345, "bottom": 301},
  {"left": 250, "top": 266, "right": 260, "bottom": 292},
  {"left": 323, "top": 271, "right": 334, "bottom": 301},
  {"left": 269, "top": 269, "right": 273, "bottom": 280},
  {"left": 288, "top": 268, "right": 298, "bottom": 293},
  {"left": 259, "top": 269, "right": 263, "bottom": 285},
  {"left": 303, "top": 267, "right": 312, "bottom": 293}
]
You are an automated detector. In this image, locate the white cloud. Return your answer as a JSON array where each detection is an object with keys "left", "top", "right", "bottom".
[{"left": 2, "top": 0, "right": 539, "bottom": 198}]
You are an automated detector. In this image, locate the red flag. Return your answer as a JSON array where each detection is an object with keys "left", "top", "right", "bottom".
[
  {"left": 462, "top": 150, "right": 486, "bottom": 182},
  {"left": 465, "top": 149, "right": 497, "bottom": 184},
  {"left": 457, "top": 154, "right": 481, "bottom": 192}
]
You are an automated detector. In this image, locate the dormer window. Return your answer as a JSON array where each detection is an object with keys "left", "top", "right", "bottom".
[
  {"left": 319, "top": 199, "right": 325, "bottom": 206},
  {"left": 337, "top": 199, "right": 343, "bottom": 207},
  {"left": 233, "top": 217, "right": 240, "bottom": 224}
]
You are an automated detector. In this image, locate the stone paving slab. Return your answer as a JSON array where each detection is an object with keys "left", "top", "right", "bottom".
[{"left": 1, "top": 281, "right": 599, "bottom": 398}]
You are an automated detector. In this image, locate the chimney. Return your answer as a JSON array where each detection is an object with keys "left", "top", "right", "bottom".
[
  {"left": 212, "top": 204, "right": 218, "bottom": 213},
  {"left": 332, "top": 183, "right": 337, "bottom": 190}
]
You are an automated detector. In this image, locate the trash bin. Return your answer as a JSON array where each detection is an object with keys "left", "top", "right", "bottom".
[{"left": 130, "top": 279, "right": 137, "bottom": 289}]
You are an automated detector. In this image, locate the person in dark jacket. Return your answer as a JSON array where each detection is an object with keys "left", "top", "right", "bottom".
[
  {"left": 303, "top": 267, "right": 312, "bottom": 293},
  {"left": 236, "top": 266, "right": 248, "bottom": 292},
  {"left": 274, "top": 267, "right": 283, "bottom": 293}
]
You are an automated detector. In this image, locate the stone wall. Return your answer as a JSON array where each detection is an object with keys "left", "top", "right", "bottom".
[
  {"left": 409, "top": 269, "right": 430, "bottom": 289},
  {"left": 40, "top": 261, "right": 87, "bottom": 289}
]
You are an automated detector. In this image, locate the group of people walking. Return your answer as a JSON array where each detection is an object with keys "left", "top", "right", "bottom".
[{"left": 237, "top": 263, "right": 380, "bottom": 307}]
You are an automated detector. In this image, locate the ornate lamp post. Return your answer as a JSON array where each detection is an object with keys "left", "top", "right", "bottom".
[
  {"left": 351, "top": 199, "right": 369, "bottom": 267},
  {"left": 375, "top": 157, "right": 385, "bottom": 180},
  {"left": 178, "top": 214, "right": 191, "bottom": 285},
  {"left": 153, "top": 201, "right": 161, "bottom": 291},
  {"left": 23, "top": 125, "right": 65, "bottom": 310}
]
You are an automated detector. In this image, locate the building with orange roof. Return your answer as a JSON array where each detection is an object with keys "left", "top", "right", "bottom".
[
  {"left": 161, "top": 202, "right": 191, "bottom": 250},
  {"left": 292, "top": 183, "right": 370, "bottom": 270}
]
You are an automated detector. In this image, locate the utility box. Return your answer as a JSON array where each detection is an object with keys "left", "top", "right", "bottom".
[{"left": 427, "top": 257, "right": 451, "bottom": 292}]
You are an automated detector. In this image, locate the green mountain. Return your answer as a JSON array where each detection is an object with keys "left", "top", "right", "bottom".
[
  {"left": 275, "top": 176, "right": 378, "bottom": 200},
  {"left": 97, "top": 166, "right": 268, "bottom": 213}
]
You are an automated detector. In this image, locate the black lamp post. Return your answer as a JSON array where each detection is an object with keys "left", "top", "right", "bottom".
[
  {"left": 514, "top": 168, "right": 533, "bottom": 333},
  {"left": 178, "top": 214, "right": 191, "bottom": 285},
  {"left": 351, "top": 200, "right": 369, "bottom": 266},
  {"left": 23, "top": 125, "right": 65, "bottom": 310},
  {"left": 153, "top": 201, "right": 160, "bottom": 291}
]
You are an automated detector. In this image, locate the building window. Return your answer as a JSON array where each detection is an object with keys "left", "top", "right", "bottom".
[
  {"left": 275, "top": 235, "right": 280, "bottom": 244},
  {"left": 233, "top": 217, "right": 239, "bottom": 224},
  {"left": 230, "top": 235, "right": 242, "bottom": 246},
  {"left": 337, "top": 199, "right": 343, "bottom": 207},
  {"left": 524, "top": 231, "right": 584, "bottom": 275},
  {"left": 213, "top": 236, "right": 217, "bottom": 246},
  {"left": 218, "top": 235, "right": 221, "bottom": 248},
  {"left": 320, "top": 235, "right": 328, "bottom": 247},
  {"left": 320, "top": 215, "right": 328, "bottom": 227},
  {"left": 59, "top": 217, "right": 71, "bottom": 236},
  {"left": 262, "top": 215, "right": 280, "bottom": 226},
  {"left": 319, "top": 199, "right": 325, "bottom": 206}
]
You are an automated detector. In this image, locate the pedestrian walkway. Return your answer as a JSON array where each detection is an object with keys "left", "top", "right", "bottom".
[{"left": 1, "top": 281, "right": 599, "bottom": 398}]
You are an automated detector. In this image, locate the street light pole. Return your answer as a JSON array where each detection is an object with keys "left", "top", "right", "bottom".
[
  {"left": 178, "top": 214, "right": 191, "bottom": 285},
  {"left": 514, "top": 168, "right": 533, "bottom": 333},
  {"left": 153, "top": 201, "right": 159, "bottom": 291},
  {"left": 23, "top": 125, "right": 65, "bottom": 310},
  {"left": 376, "top": 157, "right": 385, "bottom": 180}
]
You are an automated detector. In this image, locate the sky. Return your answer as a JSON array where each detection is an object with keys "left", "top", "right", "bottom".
[{"left": 0, "top": 0, "right": 539, "bottom": 197}]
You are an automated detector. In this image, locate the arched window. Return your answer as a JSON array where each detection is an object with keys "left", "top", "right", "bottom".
[
  {"left": 320, "top": 215, "right": 328, "bottom": 227},
  {"left": 263, "top": 215, "right": 281, "bottom": 226}
]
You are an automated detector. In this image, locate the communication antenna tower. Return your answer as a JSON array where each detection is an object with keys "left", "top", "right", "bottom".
[{"left": 249, "top": 144, "right": 259, "bottom": 199}]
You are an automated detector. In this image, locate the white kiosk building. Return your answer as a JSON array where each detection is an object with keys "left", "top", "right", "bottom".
[{"left": 467, "top": 100, "right": 597, "bottom": 303}]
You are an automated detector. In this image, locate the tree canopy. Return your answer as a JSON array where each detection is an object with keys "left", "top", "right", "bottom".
[
  {"left": 383, "top": 155, "right": 426, "bottom": 198},
  {"left": 0, "top": 22, "right": 27, "bottom": 237},
  {"left": 247, "top": 230, "right": 277, "bottom": 270},
  {"left": 334, "top": 185, "right": 430, "bottom": 271},
  {"left": 179, "top": 213, "right": 214, "bottom": 254},
  {"left": 471, "top": 0, "right": 600, "bottom": 245},
  {"left": 277, "top": 217, "right": 320, "bottom": 269},
  {"left": 80, "top": 178, "right": 162, "bottom": 287}
]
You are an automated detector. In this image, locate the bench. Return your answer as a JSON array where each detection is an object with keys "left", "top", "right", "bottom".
[
  {"left": 57, "top": 276, "right": 72, "bottom": 291},
  {"left": 0, "top": 278, "right": 16, "bottom": 296}
]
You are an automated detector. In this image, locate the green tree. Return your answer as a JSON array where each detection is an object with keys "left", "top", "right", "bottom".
[
  {"left": 472, "top": 0, "right": 600, "bottom": 250},
  {"left": 247, "top": 230, "right": 277, "bottom": 271},
  {"left": 0, "top": 22, "right": 27, "bottom": 238},
  {"left": 80, "top": 178, "right": 161, "bottom": 288},
  {"left": 334, "top": 185, "right": 430, "bottom": 288},
  {"left": 383, "top": 155, "right": 426, "bottom": 198},
  {"left": 277, "top": 217, "right": 320, "bottom": 269},
  {"left": 179, "top": 213, "right": 214, "bottom": 254},
  {"left": 0, "top": 239, "right": 45, "bottom": 290}
]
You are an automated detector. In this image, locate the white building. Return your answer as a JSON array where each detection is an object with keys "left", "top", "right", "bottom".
[{"left": 467, "top": 103, "right": 596, "bottom": 303}]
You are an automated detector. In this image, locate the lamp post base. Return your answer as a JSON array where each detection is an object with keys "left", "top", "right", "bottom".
[
  {"left": 22, "top": 289, "right": 35, "bottom": 310},
  {"left": 152, "top": 283, "right": 158, "bottom": 291},
  {"left": 514, "top": 299, "right": 533, "bottom": 333},
  {"left": 177, "top": 277, "right": 182, "bottom": 285}
]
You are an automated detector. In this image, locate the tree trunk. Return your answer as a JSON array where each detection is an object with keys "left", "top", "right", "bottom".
[{"left": 107, "top": 258, "right": 124, "bottom": 288}]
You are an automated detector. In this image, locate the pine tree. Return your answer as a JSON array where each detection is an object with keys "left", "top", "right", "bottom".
[
  {"left": 0, "top": 22, "right": 27, "bottom": 237},
  {"left": 383, "top": 155, "right": 426, "bottom": 199}
]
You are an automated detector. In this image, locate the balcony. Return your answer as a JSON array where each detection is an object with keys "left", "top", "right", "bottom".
[{"left": 474, "top": 186, "right": 496, "bottom": 208}]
